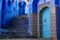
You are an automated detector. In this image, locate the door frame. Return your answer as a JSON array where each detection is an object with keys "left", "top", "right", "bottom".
[
  {"left": 37, "top": 2, "right": 51, "bottom": 38},
  {"left": 37, "top": 2, "right": 57, "bottom": 40},
  {"left": 40, "top": 6, "right": 51, "bottom": 38}
]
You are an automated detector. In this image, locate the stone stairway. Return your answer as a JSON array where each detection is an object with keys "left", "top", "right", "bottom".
[{"left": 0, "top": 15, "right": 31, "bottom": 38}]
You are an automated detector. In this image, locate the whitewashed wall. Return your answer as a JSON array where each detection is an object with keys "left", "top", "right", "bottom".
[
  {"left": 38, "top": 0, "right": 55, "bottom": 7},
  {"left": 50, "top": 0, "right": 55, "bottom": 6}
]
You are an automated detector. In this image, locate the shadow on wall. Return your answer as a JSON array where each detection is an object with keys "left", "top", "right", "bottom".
[
  {"left": 1, "top": 14, "right": 29, "bottom": 29},
  {"left": 1, "top": 14, "right": 38, "bottom": 38}
]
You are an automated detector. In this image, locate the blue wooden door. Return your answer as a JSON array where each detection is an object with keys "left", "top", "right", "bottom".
[{"left": 42, "top": 7, "right": 51, "bottom": 38}]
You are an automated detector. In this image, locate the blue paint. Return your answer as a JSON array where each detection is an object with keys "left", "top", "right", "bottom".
[
  {"left": 55, "top": 0, "right": 59, "bottom": 5},
  {"left": 44, "top": 0, "right": 46, "bottom": 3},
  {"left": 42, "top": 7, "right": 51, "bottom": 38},
  {"left": 32, "top": 0, "right": 39, "bottom": 13},
  {"left": 1, "top": 0, "right": 19, "bottom": 29},
  {"left": 55, "top": 0, "right": 60, "bottom": 40},
  {"left": 1, "top": 0, "right": 5, "bottom": 25},
  {"left": 4, "top": 0, "right": 18, "bottom": 21},
  {"left": 57, "top": 7, "right": 60, "bottom": 40},
  {"left": 0, "top": 0, "right": 2, "bottom": 27},
  {"left": 50, "top": 0, "right": 55, "bottom": 6},
  {"left": 19, "top": 1, "right": 26, "bottom": 16}
]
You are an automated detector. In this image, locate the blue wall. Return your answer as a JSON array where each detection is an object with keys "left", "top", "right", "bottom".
[
  {"left": 1, "top": 0, "right": 18, "bottom": 28},
  {"left": 0, "top": 0, "right": 2, "bottom": 27},
  {"left": 4, "top": 0, "right": 18, "bottom": 24},
  {"left": 1, "top": 0, "right": 5, "bottom": 25},
  {"left": 1, "top": 0, "right": 26, "bottom": 29},
  {"left": 50, "top": 0, "right": 55, "bottom": 6},
  {"left": 32, "top": 0, "right": 39, "bottom": 13},
  {"left": 55, "top": 0, "right": 60, "bottom": 40},
  {"left": 19, "top": 1, "right": 26, "bottom": 15}
]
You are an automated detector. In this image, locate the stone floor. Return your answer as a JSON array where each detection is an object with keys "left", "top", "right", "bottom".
[{"left": 0, "top": 38, "right": 54, "bottom": 40}]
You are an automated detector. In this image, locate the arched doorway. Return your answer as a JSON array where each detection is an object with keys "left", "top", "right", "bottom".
[{"left": 39, "top": 7, "right": 51, "bottom": 38}]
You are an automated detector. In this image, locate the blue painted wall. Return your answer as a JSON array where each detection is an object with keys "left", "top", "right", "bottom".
[
  {"left": 4, "top": 0, "right": 18, "bottom": 24},
  {"left": 18, "top": 1, "right": 26, "bottom": 15},
  {"left": 1, "top": 0, "right": 26, "bottom": 29},
  {"left": 0, "top": 0, "right": 2, "bottom": 27},
  {"left": 32, "top": 0, "right": 39, "bottom": 13},
  {"left": 55, "top": 0, "right": 60, "bottom": 40},
  {"left": 1, "top": 0, "right": 5, "bottom": 26},
  {"left": 1, "top": 0, "right": 18, "bottom": 28},
  {"left": 50, "top": 0, "right": 55, "bottom": 6}
]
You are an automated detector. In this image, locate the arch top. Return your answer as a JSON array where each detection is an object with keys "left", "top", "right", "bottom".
[{"left": 40, "top": 6, "right": 50, "bottom": 14}]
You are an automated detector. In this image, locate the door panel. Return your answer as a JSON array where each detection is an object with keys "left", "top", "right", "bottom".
[{"left": 42, "top": 8, "right": 51, "bottom": 38}]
